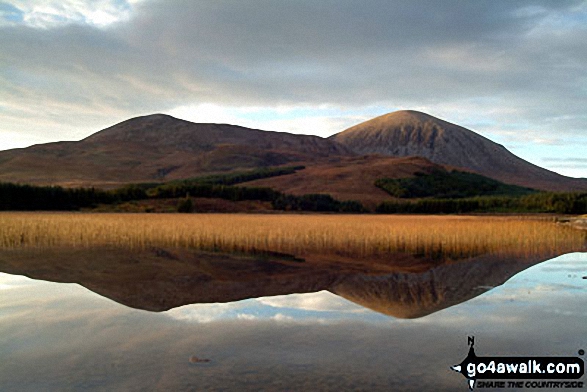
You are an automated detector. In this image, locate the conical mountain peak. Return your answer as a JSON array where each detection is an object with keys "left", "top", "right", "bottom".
[
  {"left": 330, "top": 110, "right": 586, "bottom": 191},
  {"left": 332, "top": 110, "right": 469, "bottom": 142},
  {"left": 369, "top": 110, "right": 446, "bottom": 124}
]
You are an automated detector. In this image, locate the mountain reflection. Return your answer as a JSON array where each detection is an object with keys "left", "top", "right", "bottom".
[{"left": 0, "top": 244, "right": 584, "bottom": 318}]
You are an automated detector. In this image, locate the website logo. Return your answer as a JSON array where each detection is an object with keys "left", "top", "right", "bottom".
[{"left": 451, "top": 337, "right": 584, "bottom": 390}]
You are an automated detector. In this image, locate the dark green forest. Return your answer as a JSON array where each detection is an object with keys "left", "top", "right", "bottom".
[
  {"left": 376, "top": 192, "right": 587, "bottom": 214},
  {"left": 177, "top": 165, "right": 306, "bottom": 186},
  {"left": 375, "top": 169, "right": 536, "bottom": 198},
  {"left": 0, "top": 165, "right": 365, "bottom": 213},
  {"left": 0, "top": 182, "right": 144, "bottom": 211},
  {"left": 1, "top": 164, "right": 586, "bottom": 214},
  {"left": 271, "top": 194, "right": 366, "bottom": 213},
  {"left": 131, "top": 165, "right": 306, "bottom": 190},
  {"left": 373, "top": 169, "right": 586, "bottom": 214}
]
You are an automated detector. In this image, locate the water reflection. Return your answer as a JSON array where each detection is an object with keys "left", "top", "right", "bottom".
[
  {"left": 1, "top": 224, "right": 585, "bottom": 391},
  {"left": 1, "top": 253, "right": 586, "bottom": 391},
  {"left": 0, "top": 244, "right": 582, "bottom": 318}
]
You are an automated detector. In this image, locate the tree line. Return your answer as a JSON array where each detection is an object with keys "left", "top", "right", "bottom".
[
  {"left": 375, "top": 169, "right": 536, "bottom": 199},
  {"left": 376, "top": 192, "right": 587, "bottom": 214},
  {"left": 271, "top": 194, "right": 366, "bottom": 213},
  {"left": 3, "top": 173, "right": 585, "bottom": 215},
  {"left": 0, "top": 181, "right": 367, "bottom": 213},
  {"left": 0, "top": 182, "right": 147, "bottom": 211},
  {"left": 180, "top": 165, "right": 306, "bottom": 186}
]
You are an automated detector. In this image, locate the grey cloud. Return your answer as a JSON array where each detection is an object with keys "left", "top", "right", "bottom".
[
  {"left": 542, "top": 157, "right": 587, "bottom": 169},
  {"left": 543, "top": 157, "right": 587, "bottom": 162},
  {"left": 132, "top": 1, "right": 576, "bottom": 58},
  {"left": 1, "top": 0, "right": 587, "bottom": 136}
]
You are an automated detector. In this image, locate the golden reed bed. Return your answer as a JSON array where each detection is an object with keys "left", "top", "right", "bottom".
[{"left": 0, "top": 213, "right": 585, "bottom": 258}]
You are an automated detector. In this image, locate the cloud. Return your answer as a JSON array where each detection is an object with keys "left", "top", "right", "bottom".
[
  {"left": 1, "top": 0, "right": 586, "bottom": 159},
  {"left": 167, "top": 103, "right": 377, "bottom": 137},
  {"left": 0, "top": 0, "right": 137, "bottom": 28},
  {"left": 543, "top": 157, "right": 587, "bottom": 163},
  {"left": 163, "top": 291, "right": 372, "bottom": 324},
  {"left": 270, "top": 313, "right": 294, "bottom": 322},
  {"left": 164, "top": 301, "right": 248, "bottom": 323},
  {"left": 256, "top": 291, "right": 366, "bottom": 313},
  {"left": 0, "top": 272, "right": 34, "bottom": 290},
  {"left": 236, "top": 313, "right": 258, "bottom": 320}
]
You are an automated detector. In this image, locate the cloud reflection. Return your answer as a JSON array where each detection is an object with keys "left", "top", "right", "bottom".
[
  {"left": 256, "top": 291, "right": 366, "bottom": 313},
  {"left": 1, "top": 253, "right": 586, "bottom": 390},
  {"left": 164, "top": 291, "right": 375, "bottom": 325}
]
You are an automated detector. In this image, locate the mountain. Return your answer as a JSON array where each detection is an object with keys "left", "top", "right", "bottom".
[
  {"left": 330, "top": 110, "right": 587, "bottom": 191},
  {"left": 0, "top": 246, "right": 570, "bottom": 316},
  {"left": 330, "top": 252, "right": 550, "bottom": 319},
  {"left": 241, "top": 155, "right": 444, "bottom": 207},
  {"left": 1, "top": 110, "right": 585, "bottom": 194},
  {"left": 0, "top": 114, "right": 350, "bottom": 187}
]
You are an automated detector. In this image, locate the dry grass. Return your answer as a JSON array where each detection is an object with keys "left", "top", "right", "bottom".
[{"left": 0, "top": 213, "right": 585, "bottom": 258}]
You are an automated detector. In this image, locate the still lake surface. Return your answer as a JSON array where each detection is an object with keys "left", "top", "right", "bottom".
[{"left": 0, "top": 248, "right": 586, "bottom": 391}]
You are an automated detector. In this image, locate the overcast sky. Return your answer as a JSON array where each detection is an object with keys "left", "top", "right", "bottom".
[{"left": 1, "top": 0, "right": 586, "bottom": 177}]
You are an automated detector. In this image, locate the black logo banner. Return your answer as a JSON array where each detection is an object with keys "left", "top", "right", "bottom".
[{"left": 451, "top": 337, "right": 584, "bottom": 390}]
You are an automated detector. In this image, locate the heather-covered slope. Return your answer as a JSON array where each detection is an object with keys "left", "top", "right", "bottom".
[
  {"left": 1, "top": 110, "right": 586, "bottom": 195},
  {"left": 331, "top": 110, "right": 587, "bottom": 192},
  {"left": 0, "top": 114, "right": 350, "bottom": 187},
  {"left": 242, "top": 156, "right": 445, "bottom": 207}
]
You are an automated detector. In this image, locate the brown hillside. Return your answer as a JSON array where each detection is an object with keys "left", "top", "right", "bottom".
[
  {"left": 331, "top": 110, "right": 587, "bottom": 192},
  {"left": 242, "top": 155, "right": 444, "bottom": 207},
  {"left": 0, "top": 114, "right": 351, "bottom": 187},
  {"left": 0, "top": 243, "right": 565, "bottom": 316},
  {"left": 330, "top": 251, "right": 554, "bottom": 319},
  {"left": 1, "top": 110, "right": 585, "bottom": 197}
]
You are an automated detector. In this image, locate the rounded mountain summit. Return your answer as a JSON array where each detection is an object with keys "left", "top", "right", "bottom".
[
  {"left": 330, "top": 110, "right": 586, "bottom": 191},
  {"left": 0, "top": 109, "right": 585, "bottom": 192}
]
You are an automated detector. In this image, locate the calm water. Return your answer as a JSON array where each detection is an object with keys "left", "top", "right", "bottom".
[{"left": 0, "top": 249, "right": 586, "bottom": 391}]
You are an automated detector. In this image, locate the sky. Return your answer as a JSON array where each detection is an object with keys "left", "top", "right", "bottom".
[{"left": 1, "top": 0, "right": 587, "bottom": 177}]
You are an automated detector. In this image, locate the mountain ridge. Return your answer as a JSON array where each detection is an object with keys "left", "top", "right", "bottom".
[
  {"left": 330, "top": 110, "right": 587, "bottom": 191},
  {"left": 0, "top": 114, "right": 351, "bottom": 187},
  {"left": 0, "top": 111, "right": 585, "bottom": 196}
]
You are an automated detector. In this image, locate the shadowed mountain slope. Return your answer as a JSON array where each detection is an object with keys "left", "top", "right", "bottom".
[
  {"left": 330, "top": 252, "right": 552, "bottom": 318},
  {"left": 1, "top": 111, "right": 585, "bottom": 195},
  {"left": 330, "top": 110, "right": 587, "bottom": 192},
  {"left": 242, "top": 155, "right": 445, "bottom": 207},
  {"left": 0, "top": 114, "right": 350, "bottom": 187},
  {"left": 0, "top": 246, "right": 575, "bottom": 316}
]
